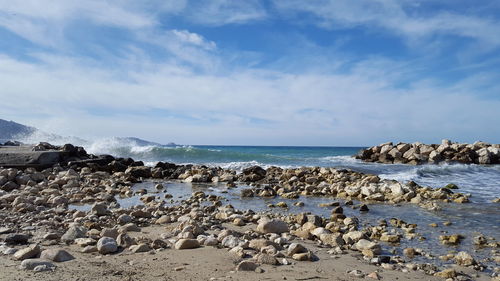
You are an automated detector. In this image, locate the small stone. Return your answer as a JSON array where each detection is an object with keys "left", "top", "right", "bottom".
[
  {"left": 130, "top": 243, "right": 151, "bottom": 253},
  {"left": 4, "top": 233, "right": 29, "bottom": 245},
  {"left": 175, "top": 239, "right": 200, "bottom": 250},
  {"left": 292, "top": 252, "right": 313, "bottom": 261},
  {"left": 454, "top": 251, "right": 475, "bottom": 266},
  {"left": 366, "top": 272, "right": 380, "bottom": 280},
  {"left": 61, "top": 225, "right": 88, "bottom": 244},
  {"left": 20, "top": 259, "right": 55, "bottom": 270},
  {"left": 155, "top": 215, "right": 172, "bottom": 224},
  {"left": 347, "top": 269, "right": 365, "bottom": 278},
  {"left": 97, "top": 237, "right": 118, "bottom": 254},
  {"left": 40, "top": 248, "right": 74, "bottom": 262},
  {"left": 434, "top": 268, "right": 457, "bottom": 278},
  {"left": 14, "top": 244, "right": 41, "bottom": 260},
  {"left": 81, "top": 246, "right": 97, "bottom": 253},
  {"left": 91, "top": 203, "right": 109, "bottom": 216},
  {"left": 256, "top": 253, "right": 278, "bottom": 265},
  {"left": 287, "top": 243, "right": 307, "bottom": 256},
  {"left": 236, "top": 260, "right": 258, "bottom": 271},
  {"left": 256, "top": 219, "right": 289, "bottom": 234},
  {"left": 403, "top": 248, "right": 416, "bottom": 259},
  {"left": 359, "top": 204, "right": 369, "bottom": 212},
  {"left": 233, "top": 218, "right": 245, "bottom": 226}
]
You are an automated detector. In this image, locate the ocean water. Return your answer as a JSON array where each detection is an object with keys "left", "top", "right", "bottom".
[{"left": 84, "top": 138, "right": 500, "bottom": 202}]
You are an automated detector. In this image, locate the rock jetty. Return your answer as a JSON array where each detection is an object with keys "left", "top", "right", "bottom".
[{"left": 355, "top": 140, "right": 500, "bottom": 165}]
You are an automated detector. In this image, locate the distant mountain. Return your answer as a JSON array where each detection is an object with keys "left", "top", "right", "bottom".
[
  {"left": 0, "top": 119, "right": 37, "bottom": 142},
  {"left": 114, "top": 137, "right": 162, "bottom": 147},
  {"left": 0, "top": 119, "right": 176, "bottom": 147}
]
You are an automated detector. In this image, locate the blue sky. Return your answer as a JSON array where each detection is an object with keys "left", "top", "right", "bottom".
[{"left": 1, "top": 0, "right": 499, "bottom": 146}]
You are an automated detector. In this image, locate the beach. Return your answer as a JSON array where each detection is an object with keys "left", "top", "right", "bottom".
[{"left": 0, "top": 141, "right": 498, "bottom": 280}]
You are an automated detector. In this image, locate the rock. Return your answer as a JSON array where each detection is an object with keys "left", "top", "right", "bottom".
[
  {"left": 174, "top": 239, "right": 200, "bottom": 250},
  {"left": 81, "top": 246, "right": 97, "bottom": 253},
  {"left": 353, "top": 239, "right": 381, "bottom": 255},
  {"left": 117, "top": 214, "right": 133, "bottom": 224},
  {"left": 91, "top": 203, "right": 109, "bottom": 216},
  {"left": 40, "top": 248, "right": 74, "bottom": 262},
  {"left": 97, "top": 237, "right": 118, "bottom": 254},
  {"left": 359, "top": 204, "right": 369, "bottom": 212},
  {"left": 125, "top": 166, "right": 152, "bottom": 178},
  {"left": 236, "top": 260, "right": 258, "bottom": 271},
  {"left": 287, "top": 243, "right": 307, "bottom": 256},
  {"left": 256, "top": 219, "right": 289, "bottom": 234},
  {"left": 255, "top": 253, "right": 278, "bottom": 265},
  {"left": 100, "top": 228, "right": 119, "bottom": 239},
  {"left": 347, "top": 269, "right": 365, "bottom": 278},
  {"left": 61, "top": 225, "right": 88, "bottom": 244},
  {"left": 0, "top": 227, "right": 12, "bottom": 234},
  {"left": 116, "top": 233, "right": 136, "bottom": 248},
  {"left": 403, "top": 248, "right": 416, "bottom": 259},
  {"left": 20, "top": 259, "right": 55, "bottom": 270},
  {"left": 292, "top": 252, "right": 313, "bottom": 261},
  {"left": 434, "top": 268, "right": 457, "bottom": 278},
  {"left": 156, "top": 215, "right": 172, "bottom": 224},
  {"left": 4, "top": 233, "right": 29, "bottom": 245},
  {"left": 366, "top": 272, "right": 381, "bottom": 280},
  {"left": 380, "top": 233, "right": 400, "bottom": 243},
  {"left": 454, "top": 251, "right": 475, "bottom": 266},
  {"left": 130, "top": 243, "right": 151, "bottom": 253},
  {"left": 319, "top": 233, "right": 345, "bottom": 247},
  {"left": 14, "top": 244, "right": 41, "bottom": 260}
]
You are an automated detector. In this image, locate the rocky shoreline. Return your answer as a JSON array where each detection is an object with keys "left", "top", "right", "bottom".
[
  {"left": 0, "top": 143, "right": 499, "bottom": 281},
  {"left": 355, "top": 140, "right": 500, "bottom": 165}
]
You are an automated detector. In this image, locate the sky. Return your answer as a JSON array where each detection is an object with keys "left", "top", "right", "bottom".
[{"left": 0, "top": 0, "right": 499, "bottom": 146}]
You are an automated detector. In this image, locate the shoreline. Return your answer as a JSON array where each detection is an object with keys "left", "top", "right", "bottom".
[{"left": 0, "top": 143, "right": 499, "bottom": 280}]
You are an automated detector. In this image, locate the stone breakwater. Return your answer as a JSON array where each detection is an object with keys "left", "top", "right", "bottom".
[
  {"left": 0, "top": 143, "right": 498, "bottom": 280},
  {"left": 356, "top": 140, "right": 500, "bottom": 165}
]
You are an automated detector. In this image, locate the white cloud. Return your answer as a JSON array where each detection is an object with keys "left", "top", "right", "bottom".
[
  {"left": 272, "top": 0, "right": 500, "bottom": 47},
  {"left": 171, "top": 29, "right": 216, "bottom": 50},
  {"left": 1, "top": 52, "right": 499, "bottom": 145},
  {"left": 185, "top": 0, "right": 267, "bottom": 25}
]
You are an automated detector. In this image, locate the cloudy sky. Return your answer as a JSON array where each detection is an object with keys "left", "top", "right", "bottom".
[{"left": 1, "top": 0, "right": 499, "bottom": 146}]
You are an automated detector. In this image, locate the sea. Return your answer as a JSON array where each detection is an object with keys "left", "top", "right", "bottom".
[
  {"left": 64, "top": 138, "right": 500, "bottom": 268},
  {"left": 84, "top": 138, "right": 500, "bottom": 203}
]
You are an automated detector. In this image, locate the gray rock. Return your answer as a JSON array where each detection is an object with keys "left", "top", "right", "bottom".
[
  {"left": 236, "top": 260, "right": 258, "bottom": 271},
  {"left": 97, "top": 237, "right": 118, "bottom": 254},
  {"left": 287, "top": 243, "right": 307, "bottom": 256},
  {"left": 61, "top": 225, "right": 88, "bottom": 244},
  {"left": 256, "top": 219, "right": 289, "bottom": 234},
  {"left": 4, "top": 233, "right": 29, "bottom": 245},
  {"left": 174, "top": 239, "right": 200, "bottom": 250},
  {"left": 130, "top": 244, "right": 150, "bottom": 253},
  {"left": 20, "top": 259, "right": 55, "bottom": 270},
  {"left": 13, "top": 244, "right": 41, "bottom": 260},
  {"left": 40, "top": 248, "right": 74, "bottom": 262},
  {"left": 91, "top": 203, "right": 109, "bottom": 216}
]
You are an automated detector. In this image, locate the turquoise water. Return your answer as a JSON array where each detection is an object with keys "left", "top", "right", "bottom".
[{"left": 84, "top": 139, "right": 500, "bottom": 202}]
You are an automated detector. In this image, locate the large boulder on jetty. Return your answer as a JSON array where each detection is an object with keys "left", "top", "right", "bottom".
[{"left": 356, "top": 140, "right": 500, "bottom": 165}]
